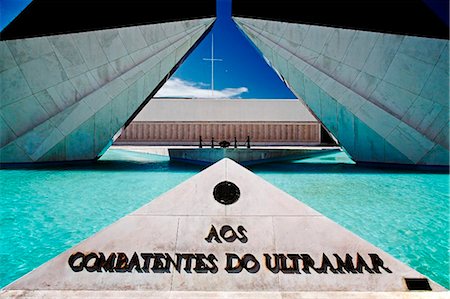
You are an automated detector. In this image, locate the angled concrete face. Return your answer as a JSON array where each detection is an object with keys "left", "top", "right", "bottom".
[
  {"left": 0, "top": 18, "right": 214, "bottom": 163},
  {"left": 234, "top": 17, "right": 449, "bottom": 167},
  {"left": 4, "top": 159, "right": 444, "bottom": 294}
]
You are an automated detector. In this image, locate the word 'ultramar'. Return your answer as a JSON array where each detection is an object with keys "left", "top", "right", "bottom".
[{"left": 68, "top": 252, "right": 392, "bottom": 274}]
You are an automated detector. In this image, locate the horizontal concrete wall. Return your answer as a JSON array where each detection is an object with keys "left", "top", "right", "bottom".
[
  {"left": 116, "top": 121, "right": 321, "bottom": 145},
  {"left": 133, "top": 98, "right": 317, "bottom": 122},
  {"left": 0, "top": 18, "right": 214, "bottom": 163},
  {"left": 234, "top": 17, "right": 449, "bottom": 166}
]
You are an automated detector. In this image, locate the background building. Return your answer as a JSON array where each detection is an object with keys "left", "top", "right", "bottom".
[{"left": 115, "top": 98, "right": 332, "bottom": 146}]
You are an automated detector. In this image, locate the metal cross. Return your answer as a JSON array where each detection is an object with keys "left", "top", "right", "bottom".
[{"left": 202, "top": 34, "right": 222, "bottom": 97}]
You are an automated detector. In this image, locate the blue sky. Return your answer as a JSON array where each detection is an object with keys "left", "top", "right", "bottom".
[
  {"left": 0, "top": 0, "right": 32, "bottom": 30},
  {"left": 157, "top": 0, "right": 296, "bottom": 99},
  {"left": 0, "top": 0, "right": 296, "bottom": 99}
]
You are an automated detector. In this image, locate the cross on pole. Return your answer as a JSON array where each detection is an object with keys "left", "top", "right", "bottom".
[{"left": 202, "top": 34, "right": 222, "bottom": 97}]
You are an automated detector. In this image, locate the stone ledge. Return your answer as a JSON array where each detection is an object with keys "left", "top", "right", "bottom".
[{"left": 2, "top": 290, "right": 448, "bottom": 299}]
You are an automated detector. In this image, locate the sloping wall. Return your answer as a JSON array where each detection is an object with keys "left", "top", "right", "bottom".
[
  {"left": 0, "top": 18, "right": 214, "bottom": 163},
  {"left": 234, "top": 17, "right": 449, "bottom": 166}
]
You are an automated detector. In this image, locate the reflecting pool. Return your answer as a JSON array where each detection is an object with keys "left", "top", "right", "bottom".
[{"left": 0, "top": 149, "right": 448, "bottom": 288}]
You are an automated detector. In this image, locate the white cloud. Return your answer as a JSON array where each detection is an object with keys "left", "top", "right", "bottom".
[{"left": 154, "top": 77, "right": 248, "bottom": 99}]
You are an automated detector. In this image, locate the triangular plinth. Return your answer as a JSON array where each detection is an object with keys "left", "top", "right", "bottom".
[{"left": 4, "top": 159, "right": 445, "bottom": 294}]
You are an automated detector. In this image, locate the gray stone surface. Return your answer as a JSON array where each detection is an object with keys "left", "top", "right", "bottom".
[
  {"left": 133, "top": 98, "right": 316, "bottom": 122},
  {"left": 234, "top": 17, "right": 449, "bottom": 166},
  {"left": 168, "top": 148, "right": 339, "bottom": 166},
  {"left": 3, "top": 159, "right": 445, "bottom": 294},
  {"left": 2, "top": 290, "right": 448, "bottom": 298},
  {"left": 0, "top": 18, "right": 214, "bottom": 163}
]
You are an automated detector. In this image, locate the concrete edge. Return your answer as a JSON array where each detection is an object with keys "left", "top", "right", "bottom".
[{"left": 2, "top": 290, "right": 449, "bottom": 298}]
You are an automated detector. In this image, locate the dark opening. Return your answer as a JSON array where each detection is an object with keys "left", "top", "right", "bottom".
[
  {"left": 1, "top": 0, "right": 216, "bottom": 40},
  {"left": 320, "top": 126, "right": 336, "bottom": 145},
  {"left": 232, "top": 0, "right": 449, "bottom": 39},
  {"left": 405, "top": 278, "right": 432, "bottom": 291},
  {"left": 213, "top": 181, "right": 240, "bottom": 205}
]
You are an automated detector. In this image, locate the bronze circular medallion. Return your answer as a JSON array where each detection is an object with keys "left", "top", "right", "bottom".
[{"left": 213, "top": 181, "right": 240, "bottom": 205}]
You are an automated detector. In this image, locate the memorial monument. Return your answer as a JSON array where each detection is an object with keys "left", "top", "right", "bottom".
[
  {"left": 0, "top": 0, "right": 215, "bottom": 163},
  {"left": 1, "top": 0, "right": 448, "bottom": 167},
  {"left": 233, "top": 0, "right": 449, "bottom": 167},
  {"left": 1, "top": 1, "right": 448, "bottom": 297}
]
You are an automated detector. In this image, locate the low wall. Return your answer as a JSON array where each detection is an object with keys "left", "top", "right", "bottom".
[{"left": 116, "top": 121, "right": 321, "bottom": 145}]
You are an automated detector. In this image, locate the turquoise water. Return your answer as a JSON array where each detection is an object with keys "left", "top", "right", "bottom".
[
  {"left": 0, "top": 149, "right": 203, "bottom": 288},
  {"left": 253, "top": 152, "right": 449, "bottom": 289},
  {"left": 0, "top": 149, "right": 448, "bottom": 289}
]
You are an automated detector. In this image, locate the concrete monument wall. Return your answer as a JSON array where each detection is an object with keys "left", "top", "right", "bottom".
[
  {"left": 234, "top": 17, "right": 449, "bottom": 167},
  {"left": 0, "top": 19, "right": 214, "bottom": 163}
]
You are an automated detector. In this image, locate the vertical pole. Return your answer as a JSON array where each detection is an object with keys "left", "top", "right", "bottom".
[
  {"left": 202, "top": 34, "right": 221, "bottom": 98},
  {"left": 211, "top": 34, "right": 214, "bottom": 97}
]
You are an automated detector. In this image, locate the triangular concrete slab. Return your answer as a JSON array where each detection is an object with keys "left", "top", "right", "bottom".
[{"left": 3, "top": 158, "right": 445, "bottom": 295}]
